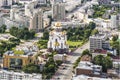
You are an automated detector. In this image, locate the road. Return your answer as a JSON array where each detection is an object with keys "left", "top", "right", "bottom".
[{"left": 52, "top": 41, "right": 89, "bottom": 80}]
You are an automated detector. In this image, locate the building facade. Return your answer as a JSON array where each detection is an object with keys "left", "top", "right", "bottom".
[
  {"left": 0, "top": 70, "right": 42, "bottom": 80},
  {"left": 47, "top": 22, "right": 69, "bottom": 52},
  {"left": 0, "top": 0, "right": 13, "bottom": 7},
  {"left": 89, "top": 34, "right": 110, "bottom": 52},
  {"left": 29, "top": 9, "right": 43, "bottom": 32},
  {"left": 110, "top": 15, "right": 118, "bottom": 29},
  {"left": 52, "top": 2, "right": 65, "bottom": 21},
  {"left": 75, "top": 61, "right": 102, "bottom": 77},
  {"left": 3, "top": 50, "right": 37, "bottom": 69},
  {"left": 1, "top": 1, "right": 44, "bottom": 31}
]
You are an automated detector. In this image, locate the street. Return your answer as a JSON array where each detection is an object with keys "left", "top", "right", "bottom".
[{"left": 52, "top": 42, "right": 89, "bottom": 80}]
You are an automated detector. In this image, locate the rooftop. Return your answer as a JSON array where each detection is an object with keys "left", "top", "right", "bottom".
[
  {"left": 4, "top": 42, "right": 38, "bottom": 57},
  {"left": 76, "top": 61, "right": 102, "bottom": 73},
  {"left": 90, "top": 33, "right": 107, "bottom": 40},
  {"left": 0, "top": 34, "right": 13, "bottom": 41},
  {"left": 73, "top": 75, "right": 112, "bottom": 80},
  {"left": 0, "top": 70, "right": 42, "bottom": 79}
]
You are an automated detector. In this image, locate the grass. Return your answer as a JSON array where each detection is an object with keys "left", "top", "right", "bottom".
[
  {"left": 14, "top": 50, "right": 24, "bottom": 55},
  {"left": 67, "top": 41, "right": 83, "bottom": 48},
  {"left": 37, "top": 39, "right": 48, "bottom": 49},
  {"left": 35, "top": 33, "right": 39, "bottom": 37}
]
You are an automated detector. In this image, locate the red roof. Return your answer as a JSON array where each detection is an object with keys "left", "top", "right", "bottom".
[{"left": 94, "top": 49, "right": 107, "bottom": 54}]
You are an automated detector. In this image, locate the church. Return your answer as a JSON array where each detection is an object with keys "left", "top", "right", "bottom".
[{"left": 47, "top": 22, "right": 69, "bottom": 53}]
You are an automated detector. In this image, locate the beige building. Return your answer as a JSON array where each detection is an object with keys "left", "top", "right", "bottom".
[
  {"left": 52, "top": 2, "right": 65, "bottom": 21},
  {"left": 3, "top": 51, "right": 36, "bottom": 69},
  {"left": 29, "top": 9, "right": 43, "bottom": 32}
]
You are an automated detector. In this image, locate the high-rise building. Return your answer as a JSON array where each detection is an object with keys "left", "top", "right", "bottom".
[
  {"left": 89, "top": 34, "right": 110, "bottom": 52},
  {"left": 52, "top": 2, "right": 65, "bottom": 21},
  {"left": 0, "top": 0, "right": 13, "bottom": 7},
  {"left": 110, "top": 15, "right": 118, "bottom": 29},
  {"left": 10, "top": 5, "right": 18, "bottom": 20},
  {"left": 29, "top": 9, "right": 43, "bottom": 32}
]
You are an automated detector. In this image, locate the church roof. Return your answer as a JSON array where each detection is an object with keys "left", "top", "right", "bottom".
[{"left": 55, "top": 22, "right": 61, "bottom": 27}]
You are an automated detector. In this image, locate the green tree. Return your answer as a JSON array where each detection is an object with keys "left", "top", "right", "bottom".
[
  {"left": 84, "top": 29, "right": 91, "bottom": 38},
  {"left": 9, "top": 27, "right": 35, "bottom": 40},
  {"left": 42, "top": 30, "right": 49, "bottom": 40},
  {"left": 105, "top": 56, "right": 112, "bottom": 69},
  {"left": 23, "top": 63, "right": 39, "bottom": 73},
  {"left": 112, "top": 35, "right": 118, "bottom": 41},
  {"left": 89, "top": 22, "right": 96, "bottom": 30},
  {"left": 0, "top": 24, "right": 7, "bottom": 33},
  {"left": 9, "top": 38, "right": 20, "bottom": 45},
  {"left": 48, "top": 64, "right": 55, "bottom": 73},
  {"left": 92, "top": 29, "right": 99, "bottom": 35},
  {"left": 56, "top": 60, "right": 63, "bottom": 66},
  {"left": 112, "top": 41, "right": 119, "bottom": 55},
  {"left": 94, "top": 55, "right": 112, "bottom": 72},
  {"left": 81, "top": 49, "right": 92, "bottom": 57}
]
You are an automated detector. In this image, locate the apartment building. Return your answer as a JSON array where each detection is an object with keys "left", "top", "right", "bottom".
[
  {"left": 89, "top": 34, "right": 110, "bottom": 52},
  {"left": 0, "top": 0, "right": 13, "bottom": 7},
  {"left": 52, "top": 2, "right": 65, "bottom": 21},
  {"left": 0, "top": 70, "right": 42, "bottom": 80},
  {"left": 29, "top": 9, "right": 43, "bottom": 32}
]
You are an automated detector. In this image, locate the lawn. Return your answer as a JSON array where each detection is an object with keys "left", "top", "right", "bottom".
[{"left": 67, "top": 41, "right": 83, "bottom": 48}]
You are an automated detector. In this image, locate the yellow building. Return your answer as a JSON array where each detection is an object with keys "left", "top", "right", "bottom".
[{"left": 3, "top": 51, "right": 36, "bottom": 69}]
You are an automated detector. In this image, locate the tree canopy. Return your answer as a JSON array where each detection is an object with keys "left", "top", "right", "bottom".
[
  {"left": 81, "top": 49, "right": 92, "bottom": 57},
  {"left": 41, "top": 30, "right": 49, "bottom": 40},
  {"left": 111, "top": 35, "right": 119, "bottom": 55},
  {"left": 67, "top": 22, "right": 96, "bottom": 41},
  {"left": 0, "top": 25, "right": 7, "bottom": 33},
  {"left": 9, "top": 27, "right": 35, "bottom": 40},
  {"left": 93, "top": 55, "right": 112, "bottom": 72},
  {"left": 0, "top": 37, "right": 20, "bottom": 57},
  {"left": 22, "top": 63, "right": 40, "bottom": 73}
]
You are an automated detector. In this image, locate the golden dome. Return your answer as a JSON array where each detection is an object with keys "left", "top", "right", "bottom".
[
  {"left": 54, "top": 42, "right": 60, "bottom": 46},
  {"left": 55, "top": 22, "right": 61, "bottom": 27},
  {"left": 62, "top": 30, "right": 66, "bottom": 35}
]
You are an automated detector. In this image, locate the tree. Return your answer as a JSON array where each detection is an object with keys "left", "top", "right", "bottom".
[
  {"left": 112, "top": 41, "right": 119, "bottom": 55},
  {"left": 48, "top": 64, "right": 55, "bottom": 73},
  {"left": 112, "top": 35, "right": 118, "bottom": 42},
  {"left": 0, "top": 24, "right": 7, "bottom": 33},
  {"left": 92, "top": 29, "right": 99, "bottom": 35},
  {"left": 23, "top": 63, "right": 39, "bottom": 73},
  {"left": 9, "top": 38, "right": 20, "bottom": 45},
  {"left": 81, "top": 49, "right": 92, "bottom": 57},
  {"left": 89, "top": 22, "right": 96, "bottom": 30},
  {"left": 84, "top": 29, "right": 91, "bottom": 38},
  {"left": 9, "top": 27, "right": 35, "bottom": 40},
  {"left": 43, "top": 57, "right": 57, "bottom": 79},
  {"left": 94, "top": 55, "right": 112, "bottom": 72},
  {"left": 56, "top": 60, "right": 63, "bottom": 66},
  {"left": 42, "top": 30, "right": 49, "bottom": 40},
  {"left": 105, "top": 56, "right": 112, "bottom": 69}
]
